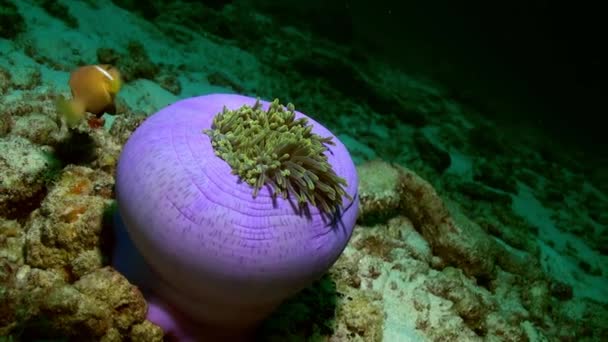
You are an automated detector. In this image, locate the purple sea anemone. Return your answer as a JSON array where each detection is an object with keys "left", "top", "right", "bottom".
[{"left": 114, "top": 94, "right": 358, "bottom": 339}]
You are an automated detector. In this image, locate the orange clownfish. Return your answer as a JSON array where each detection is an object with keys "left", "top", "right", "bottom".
[{"left": 56, "top": 64, "right": 122, "bottom": 128}]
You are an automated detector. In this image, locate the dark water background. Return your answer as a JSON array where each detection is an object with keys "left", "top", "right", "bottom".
[{"left": 254, "top": 0, "right": 606, "bottom": 154}]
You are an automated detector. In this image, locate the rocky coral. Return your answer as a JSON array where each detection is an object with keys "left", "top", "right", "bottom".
[
  {"left": 1, "top": 204, "right": 160, "bottom": 340},
  {"left": 0, "top": 67, "right": 10, "bottom": 95},
  {"left": 11, "top": 112, "right": 59, "bottom": 145},
  {"left": 0, "top": 81, "right": 160, "bottom": 339},
  {"left": 24, "top": 165, "right": 114, "bottom": 278},
  {"left": 0, "top": 90, "right": 64, "bottom": 145},
  {"left": 36, "top": 0, "right": 79, "bottom": 28},
  {"left": 356, "top": 160, "right": 402, "bottom": 225},
  {"left": 0, "top": 264, "right": 160, "bottom": 340},
  {"left": 0, "top": 136, "right": 49, "bottom": 219},
  {"left": 413, "top": 131, "right": 451, "bottom": 174},
  {"left": 0, "top": 0, "right": 26, "bottom": 39},
  {"left": 347, "top": 160, "right": 608, "bottom": 340},
  {"left": 97, "top": 42, "right": 182, "bottom": 95},
  {"left": 472, "top": 158, "right": 517, "bottom": 193}
]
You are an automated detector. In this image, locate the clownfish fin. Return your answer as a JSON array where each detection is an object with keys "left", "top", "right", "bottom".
[{"left": 55, "top": 95, "right": 85, "bottom": 128}]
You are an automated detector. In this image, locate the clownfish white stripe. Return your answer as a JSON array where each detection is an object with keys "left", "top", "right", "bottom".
[{"left": 93, "top": 65, "right": 114, "bottom": 81}]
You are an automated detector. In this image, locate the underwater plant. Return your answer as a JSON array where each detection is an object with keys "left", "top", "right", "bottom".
[
  {"left": 113, "top": 94, "right": 359, "bottom": 340},
  {"left": 203, "top": 99, "right": 351, "bottom": 214}
]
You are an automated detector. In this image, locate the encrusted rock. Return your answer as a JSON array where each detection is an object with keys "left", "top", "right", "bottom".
[
  {"left": 356, "top": 160, "right": 402, "bottom": 224},
  {"left": 130, "top": 320, "right": 164, "bottom": 342},
  {"left": 0, "top": 136, "right": 49, "bottom": 219},
  {"left": 397, "top": 165, "right": 497, "bottom": 279},
  {"left": 24, "top": 165, "right": 114, "bottom": 278},
  {"left": 12, "top": 113, "right": 60, "bottom": 145},
  {"left": 74, "top": 267, "right": 147, "bottom": 331}
]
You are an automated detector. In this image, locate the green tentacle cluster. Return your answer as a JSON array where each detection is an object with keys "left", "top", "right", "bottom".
[{"left": 204, "top": 99, "right": 350, "bottom": 214}]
